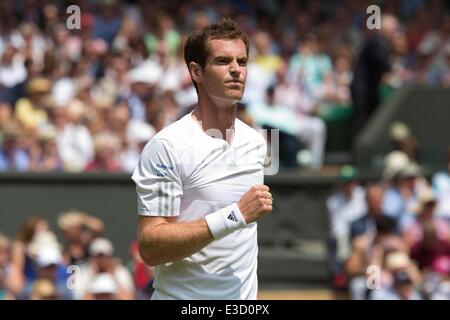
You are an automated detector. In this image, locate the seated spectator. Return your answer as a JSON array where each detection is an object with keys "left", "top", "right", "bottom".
[
  {"left": 346, "top": 214, "right": 406, "bottom": 300},
  {"left": 15, "top": 77, "right": 52, "bottom": 131},
  {"left": 0, "top": 233, "right": 13, "bottom": 300},
  {"left": 370, "top": 270, "right": 422, "bottom": 300},
  {"left": 120, "top": 115, "right": 155, "bottom": 173},
  {"left": 0, "top": 122, "right": 29, "bottom": 171},
  {"left": 248, "top": 86, "right": 326, "bottom": 168},
  {"left": 8, "top": 217, "right": 49, "bottom": 296},
  {"left": 432, "top": 147, "right": 450, "bottom": 221},
  {"left": 85, "top": 132, "right": 121, "bottom": 172},
  {"left": 29, "top": 279, "right": 60, "bottom": 300},
  {"left": 57, "top": 210, "right": 104, "bottom": 265},
  {"left": 247, "top": 86, "right": 302, "bottom": 168},
  {"left": 410, "top": 221, "right": 450, "bottom": 276},
  {"left": 323, "top": 47, "right": 353, "bottom": 107},
  {"left": 73, "top": 238, "right": 135, "bottom": 300},
  {"left": 388, "top": 122, "right": 419, "bottom": 163},
  {"left": 326, "top": 166, "right": 366, "bottom": 286},
  {"left": 29, "top": 125, "right": 63, "bottom": 171},
  {"left": 273, "top": 64, "right": 327, "bottom": 169},
  {"left": 86, "top": 273, "right": 119, "bottom": 300},
  {"left": 349, "top": 184, "right": 386, "bottom": 241},
  {"left": 404, "top": 190, "right": 450, "bottom": 248},
  {"left": 52, "top": 100, "right": 94, "bottom": 172},
  {"left": 288, "top": 32, "right": 333, "bottom": 101},
  {"left": 18, "top": 246, "right": 72, "bottom": 300},
  {"left": 0, "top": 44, "right": 27, "bottom": 105},
  {"left": 382, "top": 159, "right": 429, "bottom": 231},
  {"left": 128, "top": 241, "right": 153, "bottom": 300}
]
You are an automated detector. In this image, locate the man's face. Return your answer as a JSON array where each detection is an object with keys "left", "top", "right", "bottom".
[
  {"left": 195, "top": 38, "right": 248, "bottom": 105},
  {"left": 366, "top": 186, "right": 384, "bottom": 216}
]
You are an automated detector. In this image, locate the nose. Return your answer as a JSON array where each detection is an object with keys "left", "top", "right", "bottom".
[{"left": 229, "top": 60, "right": 241, "bottom": 77}]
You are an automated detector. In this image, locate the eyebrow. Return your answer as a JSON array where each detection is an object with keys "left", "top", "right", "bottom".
[{"left": 212, "top": 55, "right": 248, "bottom": 62}]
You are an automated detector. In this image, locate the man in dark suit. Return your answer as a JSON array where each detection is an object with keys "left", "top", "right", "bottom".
[{"left": 351, "top": 14, "right": 399, "bottom": 137}]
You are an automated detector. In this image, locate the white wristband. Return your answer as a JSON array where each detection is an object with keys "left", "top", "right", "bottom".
[{"left": 205, "top": 203, "right": 247, "bottom": 240}]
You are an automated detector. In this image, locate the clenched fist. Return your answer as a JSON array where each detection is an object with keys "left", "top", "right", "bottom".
[{"left": 238, "top": 185, "right": 273, "bottom": 224}]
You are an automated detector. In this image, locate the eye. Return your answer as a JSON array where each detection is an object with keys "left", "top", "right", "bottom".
[{"left": 238, "top": 59, "right": 248, "bottom": 66}]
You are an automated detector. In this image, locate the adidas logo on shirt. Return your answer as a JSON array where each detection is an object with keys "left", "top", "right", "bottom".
[{"left": 227, "top": 211, "right": 239, "bottom": 223}]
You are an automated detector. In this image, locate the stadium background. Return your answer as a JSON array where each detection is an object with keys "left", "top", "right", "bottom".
[{"left": 1, "top": 0, "right": 450, "bottom": 300}]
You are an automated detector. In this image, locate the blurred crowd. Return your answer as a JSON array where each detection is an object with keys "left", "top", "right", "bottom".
[
  {"left": 327, "top": 122, "right": 450, "bottom": 299},
  {"left": 0, "top": 210, "right": 153, "bottom": 300},
  {"left": 1, "top": 0, "right": 450, "bottom": 172}
]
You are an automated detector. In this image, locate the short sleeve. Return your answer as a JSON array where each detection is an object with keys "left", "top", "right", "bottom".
[{"left": 131, "top": 138, "right": 183, "bottom": 216}]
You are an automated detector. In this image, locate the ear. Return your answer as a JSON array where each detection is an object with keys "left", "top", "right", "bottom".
[{"left": 189, "top": 62, "right": 202, "bottom": 84}]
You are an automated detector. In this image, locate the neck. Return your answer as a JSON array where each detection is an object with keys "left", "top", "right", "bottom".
[{"left": 193, "top": 93, "right": 238, "bottom": 143}]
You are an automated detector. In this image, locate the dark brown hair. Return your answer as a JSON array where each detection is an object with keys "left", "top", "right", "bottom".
[{"left": 184, "top": 18, "right": 249, "bottom": 74}]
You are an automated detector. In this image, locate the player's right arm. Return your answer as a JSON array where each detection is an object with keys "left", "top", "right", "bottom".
[
  {"left": 133, "top": 139, "right": 272, "bottom": 266},
  {"left": 138, "top": 185, "right": 272, "bottom": 266}
]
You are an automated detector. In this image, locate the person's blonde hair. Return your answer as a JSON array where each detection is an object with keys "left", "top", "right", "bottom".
[{"left": 57, "top": 209, "right": 86, "bottom": 230}]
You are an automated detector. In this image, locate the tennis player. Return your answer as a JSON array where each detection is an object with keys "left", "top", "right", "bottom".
[{"left": 132, "top": 18, "right": 272, "bottom": 300}]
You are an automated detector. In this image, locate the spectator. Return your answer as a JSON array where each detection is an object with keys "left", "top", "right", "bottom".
[
  {"left": 73, "top": 238, "right": 135, "bottom": 300},
  {"left": 406, "top": 190, "right": 450, "bottom": 258},
  {"left": 52, "top": 100, "right": 94, "bottom": 172},
  {"left": 93, "top": 0, "right": 123, "bottom": 48},
  {"left": 15, "top": 77, "right": 52, "bottom": 131},
  {"left": 0, "top": 44, "right": 27, "bottom": 105},
  {"left": 0, "top": 122, "right": 30, "bottom": 171},
  {"left": 370, "top": 270, "right": 422, "bottom": 300},
  {"left": 86, "top": 273, "right": 119, "bottom": 300},
  {"left": 349, "top": 184, "right": 386, "bottom": 241},
  {"left": 323, "top": 47, "right": 354, "bottom": 106},
  {"left": 351, "top": 14, "right": 399, "bottom": 136},
  {"left": 57, "top": 210, "right": 104, "bottom": 266},
  {"left": 432, "top": 147, "right": 450, "bottom": 221},
  {"left": 327, "top": 166, "right": 366, "bottom": 285},
  {"left": 288, "top": 32, "right": 333, "bottom": 102},
  {"left": 18, "top": 245, "right": 72, "bottom": 300},
  {"left": 247, "top": 86, "right": 302, "bottom": 168},
  {"left": 128, "top": 241, "right": 153, "bottom": 300},
  {"left": 121, "top": 119, "right": 155, "bottom": 173},
  {"left": 346, "top": 214, "right": 405, "bottom": 300},
  {"left": 8, "top": 216, "right": 49, "bottom": 296},
  {"left": 123, "top": 61, "right": 161, "bottom": 121},
  {"left": 29, "top": 279, "right": 59, "bottom": 300},
  {"left": 382, "top": 159, "right": 428, "bottom": 231},
  {"left": 144, "top": 13, "right": 180, "bottom": 60},
  {"left": 29, "top": 125, "right": 63, "bottom": 171},
  {"left": 273, "top": 63, "right": 327, "bottom": 168},
  {"left": 85, "top": 132, "right": 121, "bottom": 172},
  {"left": 0, "top": 233, "right": 13, "bottom": 300}
]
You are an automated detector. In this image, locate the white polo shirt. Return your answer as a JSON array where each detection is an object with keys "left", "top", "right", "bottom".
[{"left": 132, "top": 112, "right": 266, "bottom": 300}]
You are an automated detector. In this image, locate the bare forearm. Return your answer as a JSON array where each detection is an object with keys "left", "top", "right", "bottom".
[
  {"left": 345, "top": 252, "right": 367, "bottom": 277},
  {"left": 138, "top": 218, "right": 214, "bottom": 266}
]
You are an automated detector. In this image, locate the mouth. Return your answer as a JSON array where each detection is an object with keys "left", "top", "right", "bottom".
[{"left": 226, "top": 80, "right": 243, "bottom": 85}]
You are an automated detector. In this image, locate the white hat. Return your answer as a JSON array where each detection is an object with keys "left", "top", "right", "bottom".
[
  {"left": 128, "top": 60, "right": 162, "bottom": 85},
  {"left": 385, "top": 251, "right": 411, "bottom": 271},
  {"left": 126, "top": 119, "right": 155, "bottom": 144},
  {"left": 89, "top": 238, "right": 113, "bottom": 256},
  {"left": 389, "top": 122, "right": 411, "bottom": 142},
  {"left": 36, "top": 247, "right": 62, "bottom": 267},
  {"left": 411, "top": 189, "right": 437, "bottom": 214},
  {"left": 28, "top": 231, "right": 61, "bottom": 257},
  {"left": 88, "top": 273, "right": 117, "bottom": 295},
  {"left": 382, "top": 151, "right": 410, "bottom": 180}
]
